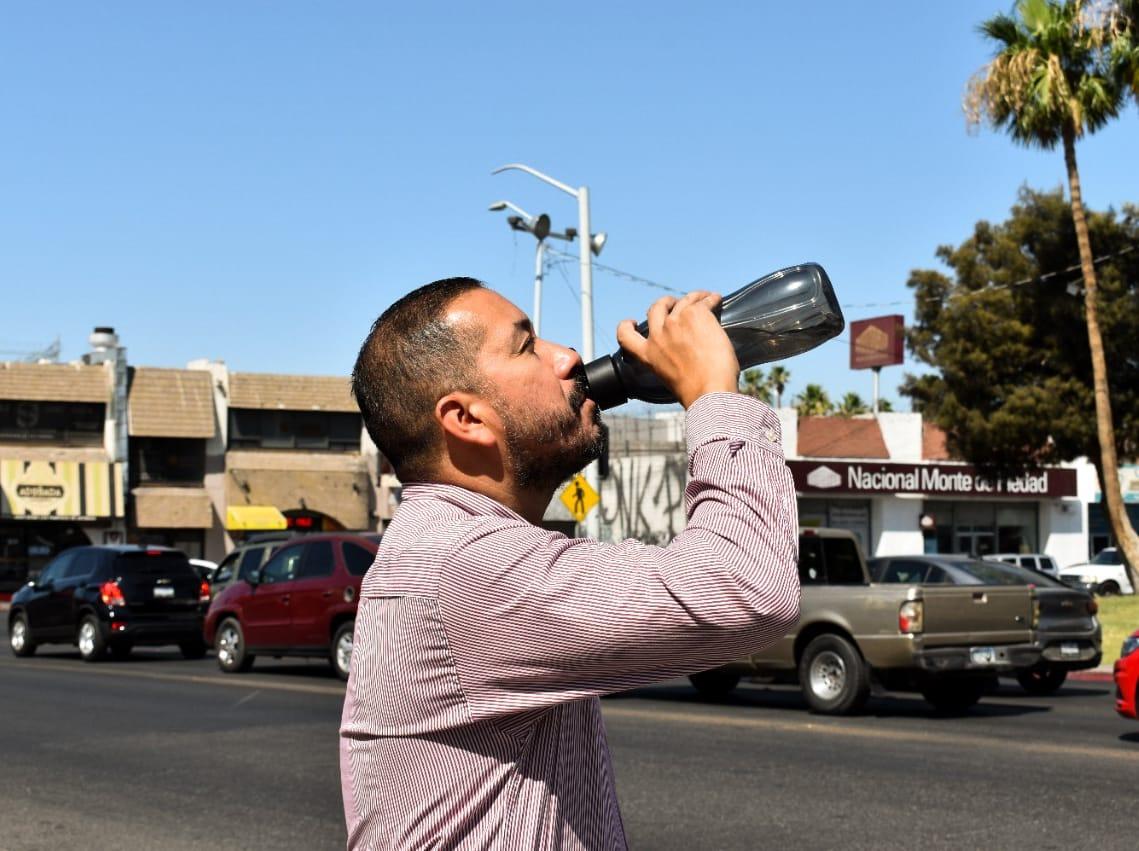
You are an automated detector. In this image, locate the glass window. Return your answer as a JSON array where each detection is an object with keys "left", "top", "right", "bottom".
[
  {"left": 113, "top": 551, "right": 196, "bottom": 579},
  {"left": 297, "top": 541, "right": 335, "bottom": 579},
  {"left": 0, "top": 400, "right": 105, "bottom": 444},
  {"left": 798, "top": 536, "right": 825, "bottom": 585},
  {"left": 213, "top": 552, "right": 240, "bottom": 585},
  {"left": 925, "top": 565, "right": 949, "bottom": 584},
  {"left": 228, "top": 409, "right": 362, "bottom": 451},
  {"left": 881, "top": 560, "right": 929, "bottom": 584},
  {"left": 956, "top": 561, "right": 1023, "bottom": 586},
  {"left": 1041, "top": 557, "right": 1058, "bottom": 573},
  {"left": 62, "top": 551, "right": 98, "bottom": 581},
  {"left": 261, "top": 545, "right": 303, "bottom": 584},
  {"left": 37, "top": 552, "right": 74, "bottom": 585},
  {"left": 343, "top": 543, "right": 374, "bottom": 577},
  {"left": 1018, "top": 556, "right": 1036, "bottom": 569},
  {"left": 823, "top": 537, "right": 864, "bottom": 585},
  {"left": 131, "top": 437, "right": 206, "bottom": 484},
  {"left": 238, "top": 548, "right": 266, "bottom": 582}
]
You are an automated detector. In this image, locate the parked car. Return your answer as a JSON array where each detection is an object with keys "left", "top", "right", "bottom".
[
  {"left": 870, "top": 554, "right": 1101, "bottom": 694},
  {"left": 689, "top": 528, "right": 1041, "bottom": 715},
  {"left": 190, "top": 558, "right": 218, "bottom": 581},
  {"left": 985, "top": 553, "right": 1060, "bottom": 579},
  {"left": 1058, "top": 547, "right": 1134, "bottom": 596},
  {"left": 204, "top": 532, "right": 380, "bottom": 680},
  {"left": 207, "top": 533, "right": 297, "bottom": 601},
  {"left": 1114, "top": 629, "right": 1139, "bottom": 720},
  {"left": 7, "top": 545, "right": 210, "bottom": 661}
]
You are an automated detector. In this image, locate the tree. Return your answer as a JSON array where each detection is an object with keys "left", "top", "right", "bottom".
[
  {"left": 739, "top": 368, "right": 773, "bottom": 404},
  {"left": 877, "top": 398, "right": 895, "bottom": 413},
  {"left": 769, "top": 365, "right": 791, "bottom": 408},
  {"left": 966, "top": 0, "right": 1139, "bottom": 575},
  {"left": 901, "top": 188, "right": 1139, "bottom": 582},
  {"left": 837, "top": 393, "right": 870, "bottom": 417},
  {"left": 795, "top": 384, "right": 833, "bottom": 417}
]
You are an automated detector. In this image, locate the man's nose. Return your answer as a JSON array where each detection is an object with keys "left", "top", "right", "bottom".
[{"left": 546, "top": 342, "right": 584, "bottom": 379}]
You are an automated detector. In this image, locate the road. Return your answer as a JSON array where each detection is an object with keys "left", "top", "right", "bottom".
[{"left": 1, "top": 646, "right": 1135, "bottom": 851}]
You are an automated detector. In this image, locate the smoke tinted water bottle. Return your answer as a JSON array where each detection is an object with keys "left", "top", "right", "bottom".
[{"left": 582, "top": 263, "right": 845, "bottom": 410}]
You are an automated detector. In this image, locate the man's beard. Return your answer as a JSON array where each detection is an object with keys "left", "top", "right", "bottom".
[{"left": 497, "top": 373, "right": 604, "bottom": 492}]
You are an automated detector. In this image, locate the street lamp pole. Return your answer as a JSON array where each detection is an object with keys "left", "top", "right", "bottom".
[
  {"left": 492, "top": 163, "right": 603, "bottom": 541},
  {"left": 533, "top": 238, "right": 546, "bottom": 337}
]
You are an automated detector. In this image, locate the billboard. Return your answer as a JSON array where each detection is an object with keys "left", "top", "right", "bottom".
[{"left": 850, "top": 315, "right": 904, "bottom": 370}]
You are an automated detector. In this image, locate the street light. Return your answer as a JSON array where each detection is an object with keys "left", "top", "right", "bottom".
[
  {"left": 487, "top": 200, "right": 577, "bottom": 337},
  {"left": 492, "top": 163, "right": 607, "bottom": 541}
]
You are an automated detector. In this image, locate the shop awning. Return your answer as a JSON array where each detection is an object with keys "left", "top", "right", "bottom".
[
  {"left": 225, "top": 451, "right": 371, "bottom": 530},
  {"left": 1, "top": 458, "right": 124, "bottom": 520},
  {"left": 225, "top": 505, "right": 288, "bottom": 531},
  {"left": 133, "top": 487, "right": 214, "bottom": 529}
]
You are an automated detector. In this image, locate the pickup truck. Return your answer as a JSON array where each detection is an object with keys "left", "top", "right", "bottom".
[{"left": 690, "top": 528, "right": 1041, "bottom": 714}]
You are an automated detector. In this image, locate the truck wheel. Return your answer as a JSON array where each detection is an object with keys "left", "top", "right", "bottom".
[
  {"left": 1096, "top": 581, "right": 1120, "bottom": 597},
  {"left": 921, "top": 677, "right": 988, "bottom": 714},
  {"left": 215, "top": 618, "right": 255, "bottom": 673},
  {"left": 688, "top": 669, "right": 741, "bottom": 699},
  {"left": 798, "top": 634, "right": 870, "bottom": 715},
  {"left": 330, "top": 621, "right": 355, "bottom": 681},
  {"left": 1015, "top": 664, "right": 1067, "bottom": 695},
  {"left": 9, "top": 613, "right": 36, "bottom": 657},
  {"left": 77, "top": 615, "right": 106, "bottom": 662}
]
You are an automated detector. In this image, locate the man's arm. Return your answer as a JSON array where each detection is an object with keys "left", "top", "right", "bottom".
[{"left": 437, "top": 391, "right": 799, "bottom": 719}]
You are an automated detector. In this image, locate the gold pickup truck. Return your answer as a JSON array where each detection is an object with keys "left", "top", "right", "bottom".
[{"left": 691, "top": 528, "right": 1041, "bottom": 714}]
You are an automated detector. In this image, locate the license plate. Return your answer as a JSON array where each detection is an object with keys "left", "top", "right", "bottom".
[
  {"left": 970, "top": 646, "right": 997, "bottom": 666},
  {"left": 1060, "top": 642, "right": 1080, "bottom": 658},
  {"left": 153, "top": 587, "right": 174, "bottom": 598}
]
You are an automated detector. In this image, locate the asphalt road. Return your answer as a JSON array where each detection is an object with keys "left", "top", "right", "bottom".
[{"left": 1, "top": 646, "right": 1135, "bottom": 851}]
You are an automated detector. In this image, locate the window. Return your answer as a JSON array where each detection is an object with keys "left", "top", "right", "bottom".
[
  {"left": 37, "top": 552, "right": 75, "bottom": 585},
  {"left": 956, "top": 561, "right": 1023, "bottom": 586},
  {"left": 822, "top": 537, "right": 864, "bottom": 585},
  {"left": 0, "top": 400, "right": 105, "bottom": 444},
  {"left": 1041, "top": 557, "right": 1058, "bottom": 574},
  {"left": 925, "top": 565, "right": 949, "bottom": 584},
  {"left": 62, "top": 551, "right": 98, "bottom": 581},
  {"left": 261, "top": 545, "right": 303, "bottom": 584},
  {"left": 297, "top": 541, "right": 335, "bottom": 579},
  {"left": 131, "top": 438, "right": 206, "bottom": 484},
  {"left": 238, "top": 547, "right": 266, "bottom": 582},
  {"left": 1018, "top": 556, "right": 1037, "bottom": 569},
  {"left": 343, "top": 543, "right": 374, "bottom": 577},
  {"left": 213, "top": 552, "right": 240, "bottom": 585},
  {"left": 798, "top": 536, "right": 825, "bottom": 585},
  {"left": 228, "top": 409, "right": 361, "bottom": 451},
  {"left": 881, "top": 560, "right": 930, "bottom": 584}
]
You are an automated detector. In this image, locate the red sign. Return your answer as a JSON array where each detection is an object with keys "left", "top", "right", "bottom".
[
  {"left": 787, "top": 460, "right": 1078, "bottom": 498},
  {"left": 850, "top": 315, "right": 904, "bottom": 369}
]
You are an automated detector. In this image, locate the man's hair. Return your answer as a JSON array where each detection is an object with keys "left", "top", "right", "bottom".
[{"left": 352, "top": 277, "right": 486, "bottom": 482}]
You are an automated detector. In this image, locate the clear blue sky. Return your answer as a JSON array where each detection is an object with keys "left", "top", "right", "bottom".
[{"left": 2, "top": 2, "right": 1137, "bottom": 411}]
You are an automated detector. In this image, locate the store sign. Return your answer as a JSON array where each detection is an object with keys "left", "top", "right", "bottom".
[
  {"left": 850, "top": 315, "right": 904, "bottom": 370},
  {"left": 0, "top": 458, "right": 123, "bottom": 520},
  {"left": 788, "top": 460, "right": 1078, "bottom": 498}
]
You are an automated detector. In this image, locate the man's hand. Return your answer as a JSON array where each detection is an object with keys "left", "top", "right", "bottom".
[{"left": 616, "top": 291, "right": 740, "bottom": 410}]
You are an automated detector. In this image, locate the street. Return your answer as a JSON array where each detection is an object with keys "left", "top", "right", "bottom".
[{"left": 1, "top": 647, "right": 1135, "bottom": 851}]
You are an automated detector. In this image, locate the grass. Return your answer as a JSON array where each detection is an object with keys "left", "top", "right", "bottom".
[{"left": 1096, "top": 594, "right": 1139, "bottom": 665}]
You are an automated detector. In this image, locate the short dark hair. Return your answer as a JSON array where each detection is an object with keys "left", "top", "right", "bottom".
[{"left": 352, "top": 277, "right": 486, "bottom": 482}]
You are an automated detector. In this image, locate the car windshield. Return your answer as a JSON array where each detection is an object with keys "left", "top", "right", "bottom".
[
  {"left": 114, "top": 551, "right": 197, "bottom": 578},
  {"left": 1091, "top": 549, "right": 1121, "bottom": 565}
]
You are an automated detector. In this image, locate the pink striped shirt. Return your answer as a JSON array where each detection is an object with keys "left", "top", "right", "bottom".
[{"left": 340, "top": 393, "right": 800, "bottom": 849}]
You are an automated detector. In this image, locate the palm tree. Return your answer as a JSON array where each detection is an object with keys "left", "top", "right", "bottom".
[
  {"left": 967, "top": 0, "right": 1139, "bottom": 578},
  {"left": 739, "top": 368, "right": 772, "bottom": 405},
  {"left": 768, "top": 366, "right": 791, "bottom": 408},
  {"left": 794, "top": 384, "right": 833, "bottom": 417},
  {"left": 837, "top": 393, "right": 870, "bottom": 417},
  {"left": 877, "top": 398, "right": 895, "bottom": 413}
]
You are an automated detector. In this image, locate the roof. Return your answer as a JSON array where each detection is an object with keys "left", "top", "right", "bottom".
[
  {"left": 0, "top": 362, "right": 108, "bottom": 403},
  {"left": 229, "top": 372, "right": 358, "bottom": 413},
  {"left": 922, "top": 422, "right": 952, "bottom": 460},
  {"left": 796, "top": 416, "right": 889, "bottom": 459},
  {"left": 128, "top": 368, "right": 216, "bottom": 438}
]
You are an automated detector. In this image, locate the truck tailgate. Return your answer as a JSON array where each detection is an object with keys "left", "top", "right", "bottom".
[{"left": 920, "top": 586, "right": 1034, "bottom": 647}]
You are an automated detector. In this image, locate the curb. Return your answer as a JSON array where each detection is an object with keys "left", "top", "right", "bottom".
[{"left": 1069, "top": 669, "right": 1114, "bottom": 683}]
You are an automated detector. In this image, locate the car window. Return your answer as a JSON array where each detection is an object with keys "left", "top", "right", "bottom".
[
  {"left": 925, "top": 565, "right": 949, "bottom": 584},
  {"left": 297, "top": 541, "right": 335, "bottom": 579},
  {"left": 213, "top": 551, "right": 240, "bottom": 584},
  {"left": 822, "top": 537, "right": 864, "bottom": 585},
  {"left": 1091, "top": 549, "right": 1121, "bottom": 565},
  {"left": 114, "top": 551, "right": 197, "bottom": 579},
  {"left": 237, "top": 547, "right": 265, "bottom": 582},
  {"left": 880, "top": 560, "right": 929, "bottom": 584},
  {"left": 261, "top": 544, "right": 303, "bottom": 585},
  {"left": 62, "top": 550, "right": 98, "bottom": 581},
  {"left": 1018, "top": 556, "right": 1036, "bottom": 569},
  {"left": 798, "top": 536, "right": 825, "bottom": 585},
  {"left": 1041, "top": 557, "right": 1058, "bottom": 573},
  {"left": 956, "top": 561, "right": 1024, "bottom": 586},
  {"left": 343, "top": 543, "right": 375, "bottom": 577},
  {"left": 37, "top": 552, "right": 74, "bottom": 585}
]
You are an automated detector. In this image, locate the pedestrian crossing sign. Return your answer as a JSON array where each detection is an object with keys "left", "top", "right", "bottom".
[{"left": 560, "top": 473, "right": 599, "bottom": 522}]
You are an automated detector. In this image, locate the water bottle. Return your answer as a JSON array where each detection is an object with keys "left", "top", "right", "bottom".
[{"left": 582, "top": 262, "right": 844, "bottom": 410}]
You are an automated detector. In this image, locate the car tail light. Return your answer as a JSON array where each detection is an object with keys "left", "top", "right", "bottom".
[
  {"left": 199, "top": 580, "right": 210, "bottom": 604},
  {"left": 1032, "top": 598, "right": 1041, "bottom": 629},
  {"left": 899, "top": 600, "right": 923, "bottom": 635},
  {"left": 100, "top": 581, "right": 126, "bottom": 607},
  {"left": 1087, "top": 598, "right": 1098, "bottom": 616}
]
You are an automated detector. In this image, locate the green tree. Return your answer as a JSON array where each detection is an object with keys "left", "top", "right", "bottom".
[
  {"left": 901, "top": 188, "right": 1139, "bottom": 581},
  {"left": 739, "top": 368, "right": 773, "bottom": 404},
  {"left": 768, "top": 365, "right": 791, "bottom": 408},
  {"left": 794, "top": 384, "right": 833, "bottom": 417},
  {"left": 837, "top": 393, "right": 870, "bottom": 417},
  {"left": 966, "top": 0, "right": 1139, "bottom": 574},
  {"left": 877, "top": 398, "right": 895, "bottom": 413}
]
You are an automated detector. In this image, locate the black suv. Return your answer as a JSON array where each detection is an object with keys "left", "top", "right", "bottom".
[{"left": 8, "top": 545, "right": 210, "bottom": 662}]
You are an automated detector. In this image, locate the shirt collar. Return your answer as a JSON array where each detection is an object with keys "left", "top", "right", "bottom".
[{"left": 399, "top": 482, "right": 528, "bottom": 523}]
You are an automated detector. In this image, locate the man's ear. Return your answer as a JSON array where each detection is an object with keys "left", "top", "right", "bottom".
[{"left": 436, "top": 392, "right": 499, "bottom": 448}]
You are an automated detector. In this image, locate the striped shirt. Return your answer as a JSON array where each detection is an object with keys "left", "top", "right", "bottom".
[{"left": 340, "top": 392, "right": 800, "bottom": 849}]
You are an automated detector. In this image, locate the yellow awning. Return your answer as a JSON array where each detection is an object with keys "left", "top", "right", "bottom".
[{"left": 225, "top": 505, "right": 288, "bottom": 531}]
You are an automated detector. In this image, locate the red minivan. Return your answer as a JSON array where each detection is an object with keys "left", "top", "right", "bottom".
[{"left": 204, "top": 533, "right": 380, "bottom": 680}]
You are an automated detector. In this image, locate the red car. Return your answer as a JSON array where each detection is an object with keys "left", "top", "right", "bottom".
[
  {"left": 1115, "top": 628, "right": 1139, "bottom": 719},
  {"left": 204, "top": 533, "right": 380, "bottom": 680}
]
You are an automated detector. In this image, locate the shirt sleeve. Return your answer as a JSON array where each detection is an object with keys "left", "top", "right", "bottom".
[{"left": 436, "top": 392, "right": 801, "bottom": 720}]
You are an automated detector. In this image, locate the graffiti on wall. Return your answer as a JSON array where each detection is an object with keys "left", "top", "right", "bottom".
[{"left": 598, "top": 451, "right": 687, "bottom": 545}]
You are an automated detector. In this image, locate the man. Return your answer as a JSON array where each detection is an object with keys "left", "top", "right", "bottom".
[{"left": 341, "top": 277, "right": 800, "bottom": 849}]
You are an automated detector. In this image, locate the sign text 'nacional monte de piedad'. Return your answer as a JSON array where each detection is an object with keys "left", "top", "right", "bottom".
[{"left": 787, "top": 460, "right": 1078, "bottom": 499}]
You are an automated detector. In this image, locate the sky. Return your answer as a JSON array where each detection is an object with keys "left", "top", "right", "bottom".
[{"left": 2, "top": 1, "right": 1137, "bottom": 413}]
